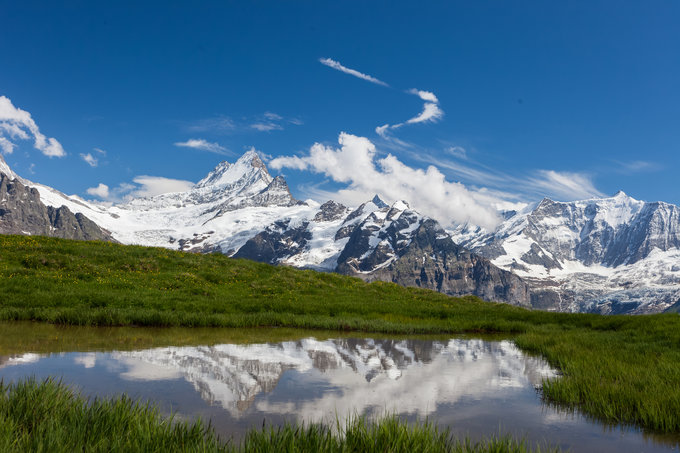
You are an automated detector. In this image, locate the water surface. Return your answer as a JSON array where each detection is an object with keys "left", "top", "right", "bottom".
[{"left": 0, "top": 323, "right": 677, "bottom": 452}]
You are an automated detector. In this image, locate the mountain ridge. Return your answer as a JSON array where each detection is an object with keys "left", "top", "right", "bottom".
[
  {"left": 0, "top": 152, "right": 530, "bottom": 306},
  {"left": 2, "top": 150, "right": 679, "bottom": 312}
]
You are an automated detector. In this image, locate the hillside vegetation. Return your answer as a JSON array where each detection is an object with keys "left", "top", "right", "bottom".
[{"left": 1, "top": 234, "right": 680, "bottom": 434}]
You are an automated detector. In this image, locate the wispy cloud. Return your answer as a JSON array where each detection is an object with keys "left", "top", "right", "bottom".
[
  {"left": 408, "top": 89, "right": 438, "bottom": 103},
  {"left": 613, "top": 160, "right": 661, "bottom": 174},
  {"left": 445, "top": 146, "right": 467, "bottom": 159},
  {"left": 93, "top": 147, "right": 107, "bottom": 155},
  {"left": 410, "top": 149, "right": 603, "bottom": 203},
  {"left": 250, "top": 123, "right": 283, "bottom": 132},
  {"left": 376, "top": 88, "right": 444, "bottom": 139},
  {"left": 263, "top": 112, "right": 282, "bottom": 121},
  {"left": 0, "top": 95, "right": 66, "bottom": 157},
  {"left": 319, "top": 58, "right": 389, "bottom": 87},
  {"left": 174, "top": 138, "right": 230, "bottom": 155},
  {"left": 185, "top": 116, "right": 236, "bottom": 133},
  {"left": 185, "top": 112, "right": 301, "bottom": 135},
  {"left": 80, "top": 153, "right": 98, "bottom": 167}
]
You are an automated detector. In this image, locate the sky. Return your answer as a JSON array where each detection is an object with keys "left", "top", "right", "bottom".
[{"left": 1, "top": 1, "right": 679, "bottom": 228}]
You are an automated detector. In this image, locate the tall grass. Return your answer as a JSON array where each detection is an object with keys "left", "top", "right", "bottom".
[
  {"left": 0, "top": 378, "right": 558, "bottom": 453},
  {"left": 1, "top": 235, "right": 680, "bottom": 433},
  {"left": 0, "top": 378, "right": 223, "bottom": 452}
]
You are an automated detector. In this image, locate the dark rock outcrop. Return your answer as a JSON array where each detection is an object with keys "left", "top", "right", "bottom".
[
  {"left": 233, "top": 219, "right": 311, "bottom": 264},
  {"left": 0, "top": 173, "right": 114, "bottom": 242},
  {"left": 313, "top": 201, "right": 348, "bottom": 222},
  {"left": 336, "top": 217, "right": 531, "bottom": 306}
]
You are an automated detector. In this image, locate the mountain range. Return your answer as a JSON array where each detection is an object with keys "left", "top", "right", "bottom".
[{"left": 1, "top": 151, "right": 679, "bottom": 314}]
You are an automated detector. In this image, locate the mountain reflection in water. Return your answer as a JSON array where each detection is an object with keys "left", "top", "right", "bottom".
[{"left": 2, "top": 336, "right": 678, "bottom": 452}]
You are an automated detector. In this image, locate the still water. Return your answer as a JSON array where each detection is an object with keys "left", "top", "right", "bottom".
[{"left": 0, "top": 324, "right": 677, "bottom": 452}]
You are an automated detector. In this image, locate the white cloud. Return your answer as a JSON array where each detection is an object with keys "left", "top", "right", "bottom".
[
  {"left": 86, "top": 176, "right": 194, "bottom": 202},
  {"left": 86, "top": 183, "right": 110, "bottom": 199},
  {"left": 377, "top": 88, "right": 444, "bottom": 139},
  {"left": 80, "top": 153, "right": 98, "bottom": 167},
  {"left": 174, "top": 138, "right": 229, "bottom": 155},
  {"left": 0, "top": 95, "right": 66, "bottom": 157},
  {"left": 270, "top": 133, "right": 502, "bottom": 229},
  {"left": 319, "top": 58, "right": 389, "bottom": 87},
  {"left": 129, "top": 176, "right": 195, "bottom": 198},
  {"left": 407, "top": 89, "right": 439, "bottom": 103},
  {"left": 0, "top": 137, "right": 15, "bottom": 154},
  {"left": 250, "top": 123, "right": 283, "bottom": 132},
  {"left": 405, "top": 102, "right": 443, "bottom": 125},
  {"left": 93, "top": 147, "right": 107, "bottom": 155}
]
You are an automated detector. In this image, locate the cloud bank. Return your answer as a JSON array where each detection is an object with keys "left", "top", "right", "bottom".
[
  {"left": 270, "top": 133, "right": 502, "bottom": 229},
  {"left": 319, "top": 58, "right": 389, "bottom": 87},
  {"left": 0, "top": 95, "right": 66, "bottom": 157}
]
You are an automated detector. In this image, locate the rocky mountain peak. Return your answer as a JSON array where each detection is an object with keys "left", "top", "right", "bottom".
[
  {"left": 195, "top": 150, "right": 272, "bottom": 190},
  {"left": 371, "top": 194, "right": 389, "bottom": 208}
]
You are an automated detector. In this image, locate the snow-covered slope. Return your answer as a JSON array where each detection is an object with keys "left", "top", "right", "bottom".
[
  {"left": 29, "top": 151, "right": 310, "bottom": 253},
  {"left": 452, "top": 192, "right": 680, "bottom": 314}
]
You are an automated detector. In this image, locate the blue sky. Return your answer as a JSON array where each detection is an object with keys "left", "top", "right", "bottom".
[{"left": 1, "top": 1, "right": 679, "bottom": 226}]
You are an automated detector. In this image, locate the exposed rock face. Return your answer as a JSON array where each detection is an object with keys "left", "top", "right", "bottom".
[
  {"left": 335, "top": 203, "right": 530, "bottom": 306},
  {"left": 0, "top": 172, "right": 114, "bottom": 241},
  {"left": 235, "top": 196, "right": 530, "bottom": 306},
  {"left": 313, "top": 201, "right": 348, "bottom": 222},
  {"left": 233, "top": 219, "right": 311, "bottom": 264}
]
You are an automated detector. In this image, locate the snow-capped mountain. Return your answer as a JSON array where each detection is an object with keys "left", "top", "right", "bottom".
[
  {"left": 0, "top": 151, "right": 529, "bottom": 306},
  {"left": 234, "top": 195, "right": 530, "bottom": 305},
  {"left": 452, "top": 192, "right": 680, "bottom": 314},
  {"left": 3, "top": 149, "right": 679, "bottom": 313}
]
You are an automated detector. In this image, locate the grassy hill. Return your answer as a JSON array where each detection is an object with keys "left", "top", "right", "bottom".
[{"left": 1, "top": 234, "right": 680, "bottom": 434}]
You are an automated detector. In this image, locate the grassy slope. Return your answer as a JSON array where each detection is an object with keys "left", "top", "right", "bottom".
[{"left": 1, "top": 235, "right": 680, "bottom": 434}]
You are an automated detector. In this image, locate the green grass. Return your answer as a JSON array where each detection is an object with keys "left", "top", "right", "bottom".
[
  {"left": 1, "top": 235, "right": 680, "bottom": 434},
  {"left": 0, "top": 379, "right": 558, "bottom": 453}
]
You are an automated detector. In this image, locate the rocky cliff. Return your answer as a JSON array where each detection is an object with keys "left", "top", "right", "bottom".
[{"left": 0, "top": 170, "right": 113, "bottom": 241}]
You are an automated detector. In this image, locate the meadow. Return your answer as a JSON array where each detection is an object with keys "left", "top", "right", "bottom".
[{"left": 1, "top": 235, "right": 679, "bottom": 438}]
